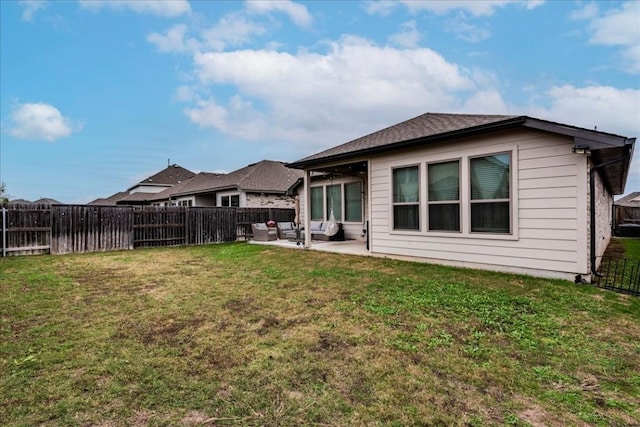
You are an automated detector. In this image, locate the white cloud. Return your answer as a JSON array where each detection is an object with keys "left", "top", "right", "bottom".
[
  {"left": 184, "top": 98, "right": 229, "bottom": 132},
  {"left": 398, "top": 0, "right": 538, "bottom": 17},
  {"left": 185, "top": 36, "right": 477, "bottom": 148},
  {"left": 527, "top": 83, "right": 640, "bottom": 192},
  {"left": 572, "top": 1, "right": 640, "bottom": 73},
  {"left": 365, "top": 0, "right": 543, "bottom": 17},
  {"left": 363, "top": 0, "right": 398, "bottom": 16},
  {"left": 569, "top": 2, "right": 599, "bottom": 20},
  {"left": 18, "top": 0, "right": 46, "bottom": 22},
  {"left": 8, "top": 102, "right": 81, "bottom": 142},
  {"left": 389, "top": 20, "right": 422, "bottom": 48},
  {"left": 534, "top": 85, "right": 640, "bottom": 138},
  {"left": 78, "top": 0, "right": 191, "bottom": 17},
  {"left": 585, "top": 2, "right": 639, "bottom": 46},
  {"left": 174, "top": 85, "right": 197, "bottom": 102},
  {"left": 147, "top": 24, "right": 195, "bottom": 53},
  {"left": 463, "top": 90, "right": 508, "bottom": 113},
  {"left": 444, "top": 13, "right": 491, "bottom": 43},
  {"left": 245, "top": 0, "right": 312, "bottom": 28},
  {"left": 201, "top": 13, "right": 268, "bottom": 51},
  {"left": 147, "top": 14, "right": 268, "bottom": 54},
  {"left": 525, "top": 0, "right": 545, "bottom": 10}
]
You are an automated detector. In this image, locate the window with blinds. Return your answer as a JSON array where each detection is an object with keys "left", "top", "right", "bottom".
[
  {"left": 392, "top": 166, "right": 420, "bottom": 230},
  {"left": 344, "top": 182, "right": 362, "bottom": 222},
  {"left": 428, "top": 160, "right": 460, "bottom": 232},
  {"left": 470, "top": 153, "right": 510, "bottom": 233},
  {"left": 310, "top": 187, "right": 324, "bottom": 220}
]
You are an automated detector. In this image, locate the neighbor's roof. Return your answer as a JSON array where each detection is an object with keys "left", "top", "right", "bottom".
[
  {"left": 145, "top": 172, "right": 225, "bottom": 201},
  {"left": 615, "top": 192, "right": 640, "bottom": 207},
  {"left": 127, "top": 164, "right": 195, "bottom": 190},
  {"left": 88, "top": 191, "right": 128, "bottom": 206},
  {"left": 288, "top": 112, "right": 635, "bottom": 195},
  {"left": 172, "top": 160, "right": 303, "bottom": 197},
  {"left": 33, "top": 198, "right": 62, "bottom": 204},
  {"left": 8, "top": 197, "right": 62, "bottom": 205}
]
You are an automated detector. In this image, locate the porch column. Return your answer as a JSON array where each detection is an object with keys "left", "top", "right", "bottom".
[{"left": 303, "top": 168, "right": 312, "bottom": 248}]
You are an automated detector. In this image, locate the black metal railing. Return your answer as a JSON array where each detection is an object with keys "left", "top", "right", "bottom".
[{"left": 595, "top": 256, "right": 640, "bottom": 296}]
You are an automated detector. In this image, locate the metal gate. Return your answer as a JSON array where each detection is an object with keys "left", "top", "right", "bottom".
[{"left": 595, "top": 256, "right": 640, "bottom": 296}]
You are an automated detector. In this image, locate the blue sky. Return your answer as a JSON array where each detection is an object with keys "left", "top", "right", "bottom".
[{"left": 1, "top": 0, "right": 639, "bottom": 203}]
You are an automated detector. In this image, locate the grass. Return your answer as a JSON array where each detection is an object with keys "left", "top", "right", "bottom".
[
  {"left": 1, "top": 242, "right": 639, "bottom": 426},
  {"left": 620, "top": 238, "right": 640, "bottom": 262}
]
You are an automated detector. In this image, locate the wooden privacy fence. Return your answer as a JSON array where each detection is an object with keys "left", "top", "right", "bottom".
[
  {"left": 1, "top": 203, "right": 51, "bottom": 256},
  {"left": 1, "top": 204, "right": 295, "bottom": 256},
  {"left": 614, "top": 205, "right": 640, "bottom": 237}
]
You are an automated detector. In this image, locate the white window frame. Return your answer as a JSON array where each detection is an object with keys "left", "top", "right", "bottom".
[
  {"left": 427, "top": 158, "right": 462, "bottom": 233},
  {"left": 387, "top": 145, "right": 518, "bottom": 240},
  {"left": 391, "top": 164, "right": 421, "bottom": 231},
  {"left": 469, "top": 151, "right": 512, "bottom": 235}
]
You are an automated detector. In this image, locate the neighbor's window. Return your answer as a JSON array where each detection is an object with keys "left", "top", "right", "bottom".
[
  {"left": 344, "top": 181, "right": 363, "bottom": 222},
  {"left": 392, "top": 166, "right": 419, "bottom": 230},
  {"left": 470, "top": 152, "right": 511, "bottom": 233},
  {"left": 310, "top": 187, "right": 324, "bottom": 220},
  {"left": 221, "top": 195, "right": 240, "bottom": 207},
  {"left": 428, "top": 160, "right": 460, "bottom": 232},
  {"left": 326, "top": 184, "right": 342, "bottom": 221}
]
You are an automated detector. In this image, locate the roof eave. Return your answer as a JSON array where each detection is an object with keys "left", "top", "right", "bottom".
[
  {"left": 288, "top": 116, "right": 528, "bottom": 169},
  {"left": 591, "top": 138, "right": 635, "bottom": 195}
]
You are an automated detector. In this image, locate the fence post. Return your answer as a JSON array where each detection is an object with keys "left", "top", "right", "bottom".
[{"left": 2, "top": 207, "right": 6, "bottom": 257}]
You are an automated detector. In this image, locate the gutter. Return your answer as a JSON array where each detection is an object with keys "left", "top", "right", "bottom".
[{"left": 589, "top": 152, "right": 632, "bottom": 276}]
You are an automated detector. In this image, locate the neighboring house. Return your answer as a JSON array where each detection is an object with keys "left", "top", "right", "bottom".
[
  {"left": 9, "top": 198, "right": 62, "bottom": 204},
  {"left": 614, "top": 192, "right": 640, "bottom": 236},
  {"left": 155, "top": 160, "right": 303, "bottom": 208},
  {"left": 88, "top": 164, "right": 195, "bottom": 206},
  {"left": 90, "top": 160, "right": 302, "bottom": 209},
  {"left": 288, "top": 112, "right": 636, "bottom": 282}
]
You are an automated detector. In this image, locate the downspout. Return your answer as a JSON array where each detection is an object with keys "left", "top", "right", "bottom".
[{"left": 589, "top": 154, "right": 631, "bottom": 276}]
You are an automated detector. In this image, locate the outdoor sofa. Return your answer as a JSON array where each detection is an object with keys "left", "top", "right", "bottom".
[
  {"left": 251, "top": 223, "right": 277, "bottom": 241},
  {"left": 284, "top": 221, "right": 345, "bottom": 242},
  {"left": 276, "top": 221, "right": 295, "bottom": 239}
]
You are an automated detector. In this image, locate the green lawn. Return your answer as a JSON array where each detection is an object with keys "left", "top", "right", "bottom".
[
  {"left": 620, "top": 237, "right": 640, "bottom": 262},
  {"left": 2, "top": 243, "right": 639, "bottom": 426}
]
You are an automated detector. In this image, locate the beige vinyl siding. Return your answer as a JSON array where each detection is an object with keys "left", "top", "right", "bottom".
[{"left": 369, "top": 129, "right": 588, "bottom": 280}]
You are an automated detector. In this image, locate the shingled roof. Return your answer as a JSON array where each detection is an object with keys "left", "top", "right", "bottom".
[
  {"left": 290, "top": 113, "right": 518, "bottom": 166},
  {"left": 615, "top": 192, "right": 640, "bottom": 207},
  {"left": 128, "top": 164, "right": 195, "bottom": 189},
  {"left": 172, "top": 160, "right": 303, "bottom": 197},
  {"left": 88, "top": 191, "right": 128, "bottom": 206},
  {"left": 288, "top": 111, "right": 635, "bottom": 194}
]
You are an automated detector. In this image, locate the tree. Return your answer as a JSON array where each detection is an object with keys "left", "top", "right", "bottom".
[{"left": 0, "top": 182, "right": 11, "bottom": 205}]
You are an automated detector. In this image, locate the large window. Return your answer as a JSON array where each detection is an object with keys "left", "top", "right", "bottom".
[
  {"left": 470, "top": 153, "right": 510, "bottom": 233},
  {"left": 428, "top": 160, "right": 460, "bottom": 232},
  {"left": 392, "top": 166, "right": 419, "bottom": 230},
  {"left": 326, "top": 184, "right": 342, "bottom": 221},
  {"left": 344, "top": 182, "right": 362, "bottom": 222},
  {"left": 310, "top": 187, "right": 324, "bottom": 220}
]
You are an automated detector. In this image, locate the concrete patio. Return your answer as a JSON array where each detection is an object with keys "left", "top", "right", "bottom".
[{"left": 248, "top": 238, "right": 370, "bottom": 257}]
